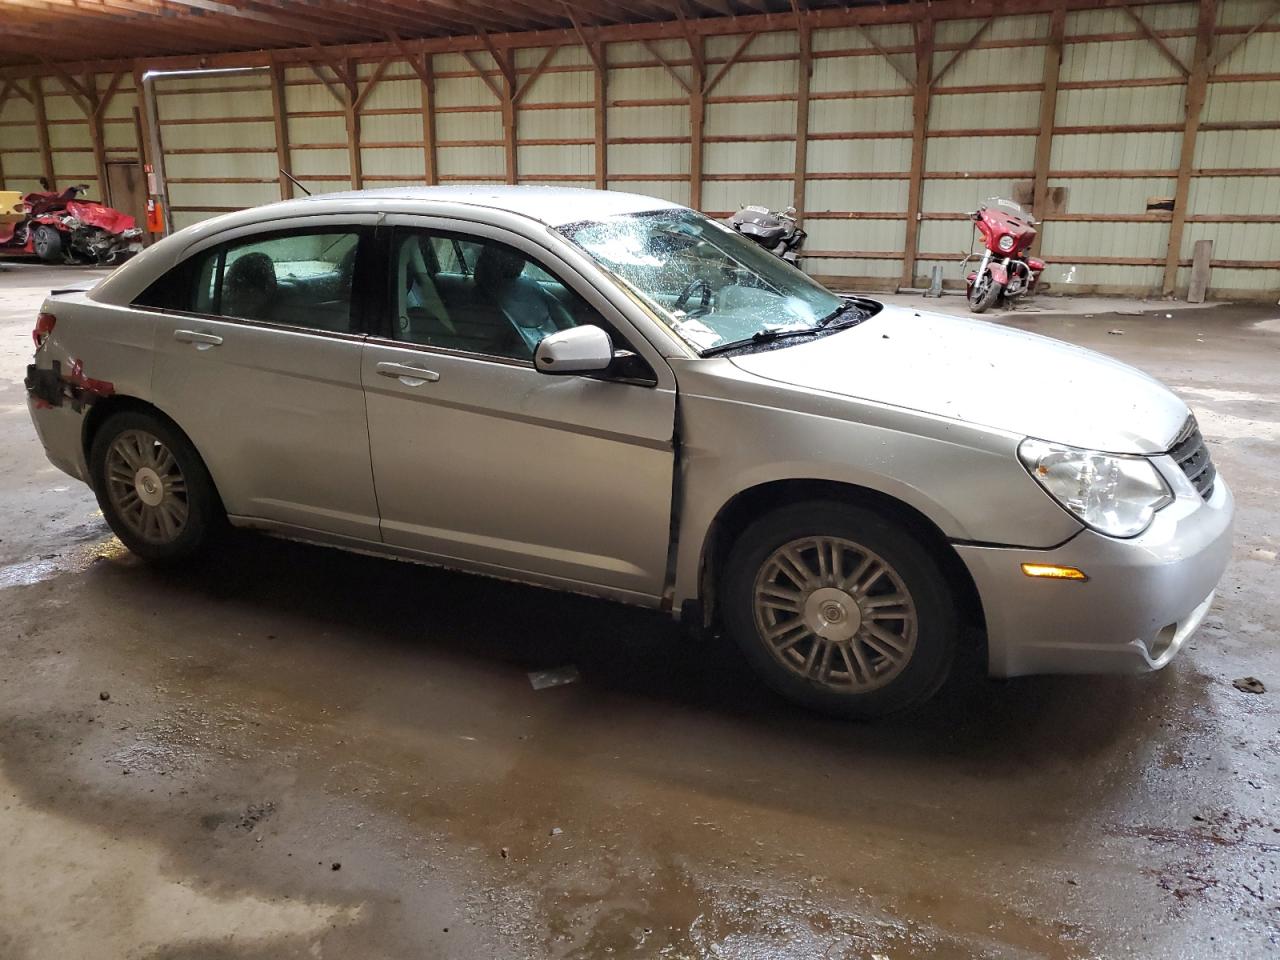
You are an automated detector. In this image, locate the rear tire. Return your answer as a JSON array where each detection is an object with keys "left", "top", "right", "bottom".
[
  {"left": 33, "top": 225, "right": 63, "bottom": 263},
  {"left": 967, "top": 270, "right": 1003, "bottom": 313},
  {"left": 721, "top": 501, "right": 957, "bottom": 718},
  {"left": 89, "top": 410, "right": 221, "bottom": 562}
]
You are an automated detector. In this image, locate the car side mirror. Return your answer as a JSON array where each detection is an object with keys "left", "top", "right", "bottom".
[{"left": 534, "top": 325, "right": 613, "bottom": 375}]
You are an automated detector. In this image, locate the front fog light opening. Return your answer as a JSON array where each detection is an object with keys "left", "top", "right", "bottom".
[{"left": 1018, "top": 438, "right": 1173, "bottom": 539}]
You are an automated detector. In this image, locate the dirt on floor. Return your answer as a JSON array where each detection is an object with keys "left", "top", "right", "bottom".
[{"left": 1, "top": 262, "right": 1277, "bottom": 959}]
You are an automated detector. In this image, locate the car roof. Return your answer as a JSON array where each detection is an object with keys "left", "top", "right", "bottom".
[{"left": 301, "top": 185, "right": 683, "bottom": 227}]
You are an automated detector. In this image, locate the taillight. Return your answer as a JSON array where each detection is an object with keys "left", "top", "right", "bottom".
[{"left": 33, "top": 312, "right": 55, "bottom": 347}]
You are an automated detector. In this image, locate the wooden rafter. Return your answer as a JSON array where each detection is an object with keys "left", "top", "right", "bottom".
[
  {"left": 642, "top": 39, "right": 692, "bottom": 94},
  {"left": 703, "top": 32, "right": 756, "bottom": 95},
  {"left": 1121, "top": 5, "right": 1190, "bottom": 76},
  {"left": 930, "top": 18, "right": 993, "bottom": 87},
  {"left": 1206, "top": 0, "right": 1280, "bottom": 72},
  {"left": 854, "top": 23, "right": 915, "bottom": 86},
  {"left": 513, "top": 45, "right": 561, "bottom": 105}
]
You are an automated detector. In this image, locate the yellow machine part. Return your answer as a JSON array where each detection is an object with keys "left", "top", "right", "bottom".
[{"left": 0, "top": 191, "right": 24, "bottom": 225}]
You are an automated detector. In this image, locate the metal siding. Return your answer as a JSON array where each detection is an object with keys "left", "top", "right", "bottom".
[
  {"left": 808, "top": 96, "right": 911, "bottom": 134},
  {"left": 435, "top": 110, "right": 502, "bottom": 141},
  {"left": 806, "top": 179, "right": 908, "bottom": 212},
  {"left": 704, "top": 140, "right": 793, "bottom": 176},
  {"left": 807, "top": 138, "right": 910, "bottom": 174},
  {"left": 927, "top": 135, "right": 1037, "bottom": 172},
  {"left": 930, "top": 91, "right": 1040, "bottom": 130},
  {"left": 607, "top": 105, "right": 687, "bottom": 139},
  {"left": 703, "top": 180, "right": 797, "bottom": 213},
  {"left": 289, "top": 148, "right": 349, "bottom": 178},
  {"left": 607, "top": 142, "right": 688, "bottom": 176},
  {"left": 284, "top": 79, "right": 342, "bottom": 114},
  {"left": 359, "top": 77, "right": 421, "bottom": 113},
  {"left": 519, "top": 108, "right": 592, "bottom": 140},
  {"left": 517, "top": 143, "right": 592, "bottom": 178},
  {"left": 806, "top": 218, "right": 904, "bottom": 253},
  {"left": 1055, "top": 85, "right": 1186, "bottom": 126},
  {"left": 705, "top": 100, "right": 796, "bottom": 137},
  {"left": 360, "top": 146, "right": 425, "bottom": 181},
  {"left": 1061, "top": 38, "right": 1190, "bottom": 83},
  {"left": 437, "top": 146, "right": 504, "bottom": 179},
  {"left": 287, "top": 114, "right": 346, "bottom": 145},
  {"left": 360, "top": 113, "right": 422, "bottom": 144},
  {"left": 609, "top": 64, "right": 690, "bottom": 101},
  {"left": 604, "top": 179, "right": 690, "bottom": 206},
  {"left": 1051, "top": 132, "right": 1182, "bottom": 171},
  {"left": 163, "top": 152, "right": 278, "bottom": 180}
]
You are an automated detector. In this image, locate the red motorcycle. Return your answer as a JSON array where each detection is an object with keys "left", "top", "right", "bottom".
[
  {"left": 963, "top": 198, "right": 1044, "bottom": 313},
  {"left": 0, "top": 183, "right": 142, "bottom": 265}
]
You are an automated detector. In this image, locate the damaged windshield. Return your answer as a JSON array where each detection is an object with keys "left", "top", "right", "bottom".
[{"left": 557, "top": 209, "right": 846, "bottom": 354}]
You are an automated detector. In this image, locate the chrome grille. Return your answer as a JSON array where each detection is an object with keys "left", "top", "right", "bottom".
[{"left": 1169, "top": 417, "right": 1216, "bottom": 500}]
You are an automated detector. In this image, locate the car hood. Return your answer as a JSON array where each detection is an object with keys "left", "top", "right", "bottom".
[{"left": 729, "top": 305, "right": 1189, "bottom": 454}]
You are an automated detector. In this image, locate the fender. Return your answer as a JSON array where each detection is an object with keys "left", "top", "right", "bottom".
[{"left": 987, "top": 262, "right": 1009, "bottom": 286}]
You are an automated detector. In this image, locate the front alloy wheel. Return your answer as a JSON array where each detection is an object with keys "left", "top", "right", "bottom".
[
  {"left": 722, "top": 501, "right": 957, "bottom": 717},
  {"left": 752, "top": 536, "right": 918, "bottom": 693}
]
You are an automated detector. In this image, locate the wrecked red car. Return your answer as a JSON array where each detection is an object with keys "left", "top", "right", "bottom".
[{"left": 0, "top": 184, "right": 142, "bottom": 265}]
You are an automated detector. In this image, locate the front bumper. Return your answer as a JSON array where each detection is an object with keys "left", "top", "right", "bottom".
[{"left": 958, "top": 473, "right": 1234, "bottom": 678}]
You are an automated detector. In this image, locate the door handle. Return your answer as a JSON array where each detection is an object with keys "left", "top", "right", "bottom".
[
  {"left": 376, "top": 361, "right": 440, "bottom": 384},
  {"left": 174, "top": 329, "right": 223, "bottom": 348}
]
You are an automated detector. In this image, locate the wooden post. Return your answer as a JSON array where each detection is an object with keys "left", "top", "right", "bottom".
[
  {"left": 900, "top": 16, "right": 933, "bottom": 289},
  {"left": 1031, "top": 8, "right": 1066, "bottom": 254},
  {"left": 82, "top": 74, "right": 110, "bottom": 200},
  {"left": 1187, "top": 238, "right": 1212, "bottom": 302},
  {"left": 1163, "top": 0, "right": 1217, "bottom": 296},
  {"left": 131, "top": 67, "right": 152, "bottom": 173},
  {"left": 344, "top": 58, "right": 362, "bottom": 190},
  {"left": 32, "top": 76, "right": 56, "bottom": 189},
  {"left": 793, "top": 21, "right": 812, "bottom": 218},
  {"left": 593, "top": 42, "right": 607, "bottom": 190},
  {"left": 689, "top": 36, "right": 706, "bottom": 211},
  {"left": 269, "top": 61, "right": 292, "bottom": 200},
  {"left": 420, "top": 54, "right": 437, "bottom": 185},
  {"left": 494, "top": 49, "right": 517, "bottom": 185}
]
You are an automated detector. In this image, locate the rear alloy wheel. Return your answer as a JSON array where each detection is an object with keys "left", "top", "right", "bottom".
[
  {"left": 90, "top": 411, "right": 220, "bottom": 562},
  {"left": 722, "top": 502, "right": 957, "bottom": 718},
  {"left": 33, "top": 225, "right": 63, "bottom": 263}
]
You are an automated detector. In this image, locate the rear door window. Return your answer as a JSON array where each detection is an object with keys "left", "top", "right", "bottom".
[{"left": 134, "top": 227, "right": 365, "bottom": 334}]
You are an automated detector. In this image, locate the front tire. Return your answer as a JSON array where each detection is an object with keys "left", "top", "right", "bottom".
[
  {"left": 33, "top": 225, "right": 63, "bottom": 263},
  {"left": 721, "top": 502, "right": 957, "bottom": 718},
  {"left": 967, "top": 269, "right": 1003, "bottom": 313},
  {"left": 89, "top": 410, "right": 221, "bottom": 562}
]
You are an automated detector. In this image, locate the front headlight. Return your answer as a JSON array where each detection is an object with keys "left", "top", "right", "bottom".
[
  {"left": 1018, "top": 438, "right": 1173, "bottom": 538},
  {"left": 998, "top": 234, "right": 1015, "bottom": 252}
]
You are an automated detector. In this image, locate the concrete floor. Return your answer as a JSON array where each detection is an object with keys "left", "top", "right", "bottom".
[{"left": 1, "top": 261, "right": 1277, "bottom": 959}]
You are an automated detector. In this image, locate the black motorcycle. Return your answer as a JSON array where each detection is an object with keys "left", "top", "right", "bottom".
[{"left": 726, "top": 205, "right": 806, "bottom": 266}]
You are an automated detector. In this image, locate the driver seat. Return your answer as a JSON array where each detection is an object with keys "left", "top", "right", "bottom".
[{"left": 473, "top": 245, "right": 571, "bottom": 355}]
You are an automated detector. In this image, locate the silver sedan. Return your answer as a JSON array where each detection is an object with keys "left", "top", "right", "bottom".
[{"left": 24, "top": 187, "right": 1233, "bottom": 716}]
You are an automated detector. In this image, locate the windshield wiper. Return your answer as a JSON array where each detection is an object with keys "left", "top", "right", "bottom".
[
  {"left": 699, "top": 299, "right": 872, "bottom": 357},
  {"left": 699, "top": 326, "right": 816, "bottom": 357},
  {"left": 816, "top": 298, "right": 866, "bottom": 327}
]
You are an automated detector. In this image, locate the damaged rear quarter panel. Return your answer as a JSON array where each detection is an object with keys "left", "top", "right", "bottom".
[{"left": 26, "top": 294, "right": 158, "bottom": 481}]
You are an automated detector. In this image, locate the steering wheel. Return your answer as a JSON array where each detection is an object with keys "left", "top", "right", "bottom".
[{"left": 673, "top": 277, "right": 713, "bottom": 316}]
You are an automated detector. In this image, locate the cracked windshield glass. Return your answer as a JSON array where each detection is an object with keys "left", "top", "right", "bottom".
[{"left": 559, "top": 209, "right": 843, "bottom": 352}]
